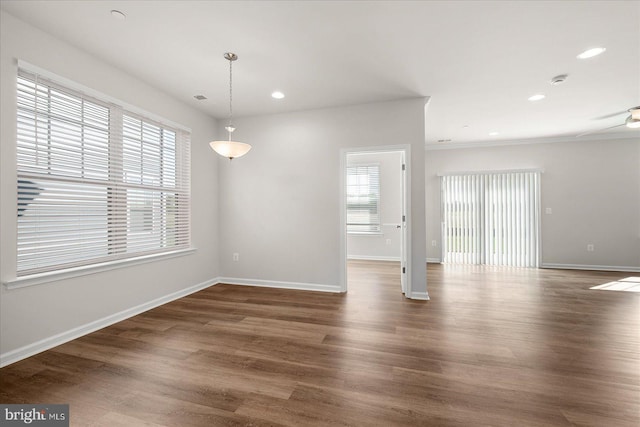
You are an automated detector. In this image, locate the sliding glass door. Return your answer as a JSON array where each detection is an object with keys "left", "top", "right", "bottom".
[{"left": 441, "top": 171, "right": 540, "bottom": 267}]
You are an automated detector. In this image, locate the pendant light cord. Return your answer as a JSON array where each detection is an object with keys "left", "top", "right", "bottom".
[
  {"left": 228, "top": 57, "right": 234, "bottom": 141},
  {"left": 229, "top": 58, "right": 233, "bottom": 138}
]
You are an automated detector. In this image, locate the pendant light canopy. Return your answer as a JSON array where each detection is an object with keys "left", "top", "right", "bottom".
[{"left": 209, "top": 52, "right": 251, "bottom": 160}]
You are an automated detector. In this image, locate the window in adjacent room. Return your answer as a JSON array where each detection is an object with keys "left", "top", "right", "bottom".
[
  {"left": 16, "top": 67, "right": 191, "bottom": 277},
  {"left": 346, "top": 164, "right": 380, "bottom": 233}
]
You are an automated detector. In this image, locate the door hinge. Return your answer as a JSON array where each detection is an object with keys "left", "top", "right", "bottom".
[
  {"left": 402, "top": 164, "right": 406, "bottom": 171},
  {"left": 402, "top": 215, "right": 406, "bottom": 222},
  {"left": 402, "top": 267, "right": 406, "bottom": 274}
]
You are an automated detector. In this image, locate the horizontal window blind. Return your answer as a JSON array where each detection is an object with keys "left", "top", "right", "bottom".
[
  {"left": 441, "top": 172, "right": 539, "bottom": 267},
  {"left": 346, "top": 164, "right": 380, "bottom": 233},
  {"left": 16, "top": 68, "right": 191, "bottom": 276}
]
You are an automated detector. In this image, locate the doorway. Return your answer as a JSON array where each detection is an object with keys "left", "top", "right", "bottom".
[{"left": 340, "top": 147, "right": 410, "bottom": 295}]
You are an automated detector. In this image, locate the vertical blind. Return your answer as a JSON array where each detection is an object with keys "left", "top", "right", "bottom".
[
  {"left": 441, "top": 172, "right": 539, "bottom": 267},
  {"left": 16, "top": 68, "right": 191, "bottom": 276},
  {"left": 346, "top": 164, "right": 380, "bottom": 233}
]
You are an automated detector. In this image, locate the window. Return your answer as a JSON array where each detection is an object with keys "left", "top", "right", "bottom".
[
  {"left": 16, "top": 67, "right": 191, "bottom": 277},
  {"left": 441, "top": 172, "right": 539, "bottom": 267},
  {"left": 346, "top": 164, "right": 380, "bottom": 233}
]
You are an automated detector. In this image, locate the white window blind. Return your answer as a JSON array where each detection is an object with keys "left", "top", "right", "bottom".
[
  {"left": 441, "top": 172, "right": 539, "bottom": 267},
  {"left": 16, "top": 68, "right": 191, "bottom": 276},
  {"left": 346, "top": 165, "right": 380, "bottom": 233}
]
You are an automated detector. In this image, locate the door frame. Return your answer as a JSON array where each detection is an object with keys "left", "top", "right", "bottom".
[{"left": 339, "top": 145, "right": 411, "bottom": 295}]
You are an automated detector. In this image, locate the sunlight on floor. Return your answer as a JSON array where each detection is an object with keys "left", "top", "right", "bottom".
[{"left": 590, "top": 277, "right": 640, "bottom": 293}]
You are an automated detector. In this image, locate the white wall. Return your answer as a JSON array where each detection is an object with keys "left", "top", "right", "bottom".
[
  {"left": 425, "top": 137, "right": 640, "bottom": 270},
  {"left": 0, "top": 11, "right": 220, "bottom": 362},
  {"left": 217, "top": 98, "right": 428, "bottom": 297},
  {"left": 347, "top": 151, "right": 403, "bottom": 261}
]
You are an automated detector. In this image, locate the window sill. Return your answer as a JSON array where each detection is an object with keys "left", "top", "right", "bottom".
[{"left": 3, "top": 248, "right": 197, "bottom": 290}]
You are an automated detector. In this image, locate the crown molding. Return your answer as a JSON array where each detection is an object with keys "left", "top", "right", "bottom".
[{"left": 425, "top": 131, "right": 639, "bottom": 151}]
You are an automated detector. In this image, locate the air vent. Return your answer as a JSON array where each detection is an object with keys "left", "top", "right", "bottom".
[{"left": 550, "top": 74, "right": 568, "bottom": 85}]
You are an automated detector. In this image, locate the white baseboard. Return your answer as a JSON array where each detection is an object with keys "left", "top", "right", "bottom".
[
  {"left": 347, "top": 255, "right": 401, "bottom": 262},
  {"left": 408, "top": 291, "right": 430, "bottom": 300},
  {"left": 0, "top": 278, "right": 217, "bottom": 368},
  {"left": 541, "top": 263, "right": 640, "bottom": 273},
  {"left": 216, "top": 277, "right": 342, "bottom": 293},
  {"left": 426, "top": 258, "right": 442, "bottom": 263}
]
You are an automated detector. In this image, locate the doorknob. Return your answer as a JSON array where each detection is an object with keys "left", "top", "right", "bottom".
[{"left": 396, "top": 225, "right": 401, "bottom": 229}]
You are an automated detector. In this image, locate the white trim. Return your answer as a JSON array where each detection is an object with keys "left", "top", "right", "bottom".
[
  {"left": 425, "top": 133, "right": 639, "bottom": 151},
  {"left": 3, "top": 248, "right": 197, "bottom": 289},
  {"left": 0, "top": 278, "right": 217, "bottom": 367},
  {"left": 541, "top": 263, "right": 640, "bottom": 273},
  {"left": 426, "top": 258, "right": 442, "bottom": 263},
  {"left": 437, "top": 168, "right": 544, "bottom": 177},
  {"left": 17, "top": 60, "right": 191, "bottom": 133},
  {"left": 339, "top": 151, "right": 347, "bottom": 292},
  {"left": 535, "top": 175, "right": 542, "bottom": 268},
  {"left": 408, "top": 291, "right": 430, "bottom": 300},
  {"left": 216, "top": 277, "right": 342, "bottom": 293},
  {"left": 348, "top": 255, "right": 401, "bottom": 262}
]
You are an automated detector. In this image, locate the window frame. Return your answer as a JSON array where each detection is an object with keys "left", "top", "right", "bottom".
[
  {"left": 11, "top": 61, "right": 192, "bottom": 285},
  {"left": 346, "top": 163, "right": 381, "bottom": 234}
]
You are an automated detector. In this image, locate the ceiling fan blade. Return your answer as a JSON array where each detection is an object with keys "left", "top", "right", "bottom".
[
  {"left": 592, "top": 111, "right": 628, "bottom": 120},
  {"left": 576, "top": 123, "right": 624, "bottom": 138}
]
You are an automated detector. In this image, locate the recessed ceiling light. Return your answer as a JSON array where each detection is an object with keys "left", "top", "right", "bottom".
[
  {"left": 462, "top": 125, "right": 469, "bottom": 128},
  {"left": 528, "top": 94, "right": 546, "bottom": 101},
  {"left": 110, "top": 10, "right": 126, "bottom": 20},
  {"left": 577, "top": 47, "right": 606, "bottom": 59},
  {"left": 489, "top": 131, "right": 499, "bottom": 136},
  {"left": 271, "top": 91, "right": 285, "bottom": 99}
]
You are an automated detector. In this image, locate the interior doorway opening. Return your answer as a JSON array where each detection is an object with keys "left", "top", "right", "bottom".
[{"left": 341, "top": 148, "right": 409, "bottom": 295}]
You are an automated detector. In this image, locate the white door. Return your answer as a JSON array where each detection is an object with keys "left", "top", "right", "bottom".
[{"left": 400, "top": 152, "right": 407, "bottom": 294}]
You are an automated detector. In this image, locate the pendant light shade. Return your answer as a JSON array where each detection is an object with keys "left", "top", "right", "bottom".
[
  {"left": 209, "top": 52, "right": 251, "bottom": 160},
  {"left": 209, "top": 140, "right": 252, "bottom": 159}
]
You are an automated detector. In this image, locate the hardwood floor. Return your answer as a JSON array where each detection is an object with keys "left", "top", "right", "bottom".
[{"left": 1, "top": 261, "right": 638, "bottom": 426}]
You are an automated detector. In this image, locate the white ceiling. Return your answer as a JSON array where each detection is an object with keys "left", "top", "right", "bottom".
[{"left": 2, "top": 0, "right": 639, "bottom": 145}]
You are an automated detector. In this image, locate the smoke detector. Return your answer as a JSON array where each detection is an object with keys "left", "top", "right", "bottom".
[{"left": 550, "top": 74, "right": 568, "bottom": 85}]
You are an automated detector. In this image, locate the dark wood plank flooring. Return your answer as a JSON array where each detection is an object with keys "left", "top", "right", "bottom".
[{"left": 1, "top": 261, "right": 638, "bottom": 426}]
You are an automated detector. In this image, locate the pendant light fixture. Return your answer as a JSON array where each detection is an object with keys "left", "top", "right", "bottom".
[{"left": 209, "top": 52, "right": 251, "bottom": 160}]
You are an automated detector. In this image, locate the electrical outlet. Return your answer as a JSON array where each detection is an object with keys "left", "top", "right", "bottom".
[
  {"left": 386, "top": 239, "right": 392, "bottom": 245},
  {"left": 432, "top": 240, "right": 437, "bottom": 247},
  {"left": 587, "top": 244, "right": 594, "bottom": 252},
  {"left": 233, "top": 253, "right": 239, "bottom": 261}
]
